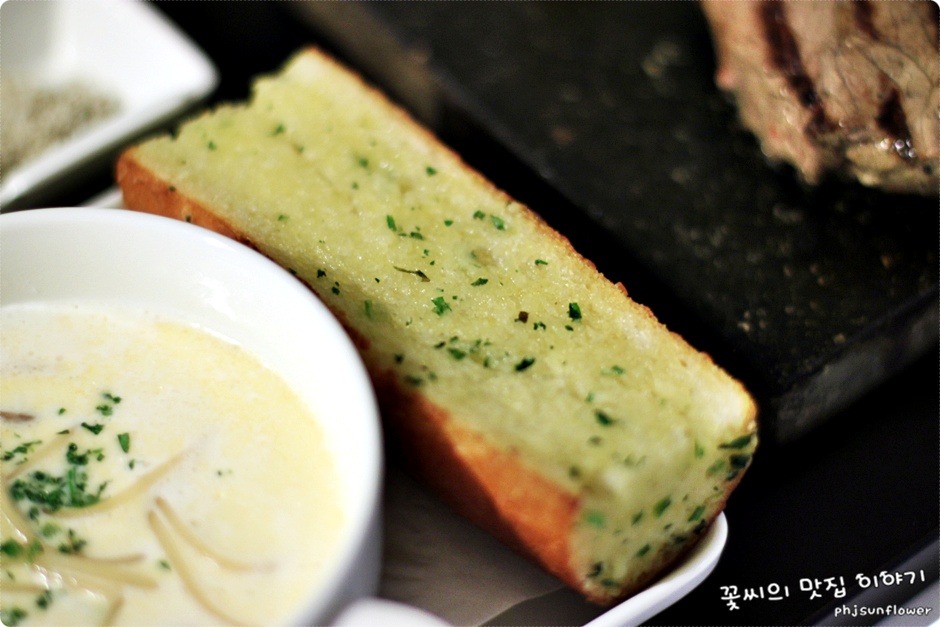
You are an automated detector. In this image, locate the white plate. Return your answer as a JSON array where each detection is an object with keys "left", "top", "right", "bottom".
[{"left": 0, "top": 0, "right": 217, "bottom": 209}]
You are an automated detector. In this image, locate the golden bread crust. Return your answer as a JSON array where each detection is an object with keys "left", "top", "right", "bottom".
[
  {"left": 373, "top": 372, "right": 585, "bottom": 593},
  {"left": 118, "top": 152, "right": 247, "bottom": 245}
]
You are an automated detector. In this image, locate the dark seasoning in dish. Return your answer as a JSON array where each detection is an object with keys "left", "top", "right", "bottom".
[{"left": 0, "top": 78, "right": 119, "bottom": 176}]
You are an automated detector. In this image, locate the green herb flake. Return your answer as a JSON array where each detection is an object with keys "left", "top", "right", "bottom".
[
  {"left": 631, "top": 511, "right": 644, "bottom": 525},
  {"left": 706, "top": 459, "right": 726, "bottom": 477},
  {"left": 490, "top": 215, "right": 506, "bottom": 230},
  {"left": 653, "top": 496, "right": 672, "bottom": 517},
  {"left": 672, "top": 533, "right": 689, "bottom": 545},
  {"left": 594, "top": 410, "right": 615, "bottom": 426},
  {"left": 447, "top": 348, "right": 467, "bottom": 360},
  {"left": 535, "top": 259, "right": 549, "bottom": 266},
  {"left": 2, "top": 440, "right": 41, "bottom": 462},
  {"left": 386, "top": 215, "right": 397, "bottom": 231},
  {"left": 95, "top": 405, "right": 113, "bottom": 417},
  {"left": 514, "top": 357, "right": 535, "bottom": 372},
  {"left": 316, "top": 269, "right": 327, "bottom": 279},
  {"left": 694, "top": 441, "right": 705, "bottom": 458},
  {"left": 272, "top": 123, "right": 286, "bottom": 136},
  {"left": 57, "top": 408, "right": 66, "bottom": 415},
  {"left": 394, "top": 266, "right": 430, "bottom": 282},
  {"left": 431, "top": 297, "right": 451, "bottom": 316},
  {"left": 159, "top": 559, "right": 172, "bottom": 570},
  {"left": 357, "top": 156, "right": 369, "bottom": 168},
  {"left": 583, "top": 510, "right": 605, "bottom": 529},
  {"left": 636, "top": 544, "right": 652, "bottom": 557},
  {"left": 444, "top": 219, "right": 454, "bottom": 226},
  {"left": 729, "top": 454, "right": 751, "bottom": 470},
  {"left": 207, "top": 140, "right": 217, "bottom": 151},
  {"left": 117, "top": 433, "right": 131, "bottom": 453},
  {"left": 602, "top": 365, "right": 625, "bottom": 376},
  {"left": 688, "top": 505, "right": 706, "bottom": 522},
  {"left": 719, "top": 434, "right": 754, "bottom": 450},
  {"left": 568, "top": 302, "right": 582, "bottom": 321},
  {"left": 36, "top": 588, "right": 53, "bottom": 609},
  {"left": 24, "top": 539, "right": 43, "bottom": 562},
  {"left": 0, "top": 607, "right": 27, "bottom": 626},
  {"left": 425, "top": 165, "right": 438, "bottom": 176},
  {"left": 10, "top": 461, "right": 107, "bottom": 512},
  {"left": 471, "top": 277, "right": 488, "bottom": 286},
  {"left": 0, "top": 540, "right": 23, "bottom": 558},
  {"left": 404, "top": 375, "right": 424, "bottom": 387},
  {"left": 277, "top": 214, "right": 289, "bottom": 222},
  {"left": 81, "top": 423, "right": 104, "bottom": 435},
  {"left": 472, "top": 210, "right": 486, "bottom": 220},
  {"left": 408, "top": 231, "right": 425, "bottom": 240},
  {"left": 57, "top": 529, "right": 87, "bottom": 555}
]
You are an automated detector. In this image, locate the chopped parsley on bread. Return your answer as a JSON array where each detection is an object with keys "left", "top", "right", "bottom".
[{"left": 116, "top": 47, "right": 757, "bottom": 604}]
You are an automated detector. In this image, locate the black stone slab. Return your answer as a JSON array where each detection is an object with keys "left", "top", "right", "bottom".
[{"left": 288, "top": 1, "right": 938, "bottom": 443}]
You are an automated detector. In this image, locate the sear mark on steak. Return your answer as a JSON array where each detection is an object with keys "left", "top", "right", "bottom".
[
  {"left": 760, "top": 1, "right": 834, "bottom": 137},
  {"left": 701, "top": 0, "right": 939, "bottom": 196},
  {"left": 852, "top": 0, "right": 880, "bottom": 42}
]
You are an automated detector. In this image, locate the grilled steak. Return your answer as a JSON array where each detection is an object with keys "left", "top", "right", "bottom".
[{"left": 701, "top": 0, "right": 939, "bottom": 196}]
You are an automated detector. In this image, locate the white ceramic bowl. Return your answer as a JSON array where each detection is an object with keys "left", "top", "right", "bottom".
[
  {"left": 0, "top": 0, "right": 218, "bottom": 209},
  {"left": 0, "top": 207, "right": 384, "bottom": 625}
]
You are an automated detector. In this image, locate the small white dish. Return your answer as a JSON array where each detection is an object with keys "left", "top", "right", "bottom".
[
  {"left": 0, "top": 208, "right": 384, "bottom": 624},
  {"left": 0, "top": 0, "right": 218, "bottom": 210}
]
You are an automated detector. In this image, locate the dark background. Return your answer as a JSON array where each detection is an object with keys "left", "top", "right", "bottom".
[{"left": 73, "top": 2, "right": 940, "bottom": 624}]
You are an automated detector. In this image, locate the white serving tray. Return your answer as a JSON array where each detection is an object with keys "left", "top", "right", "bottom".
[{"left": 0, "top": 0, "right": 217, "bottom": 209}]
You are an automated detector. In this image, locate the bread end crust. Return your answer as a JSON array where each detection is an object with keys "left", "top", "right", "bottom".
[{"left": 116, "top": 150, "right": 247, "bottom": 245}]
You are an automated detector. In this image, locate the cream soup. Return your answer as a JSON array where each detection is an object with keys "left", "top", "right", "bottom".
[{"left": 0, "top": 304, "right": 343, "bottom": 626}]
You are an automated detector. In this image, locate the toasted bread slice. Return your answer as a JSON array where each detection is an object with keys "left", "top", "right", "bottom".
[{"left": 117, "top": 47, "right": 757, "bottom": 604}]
